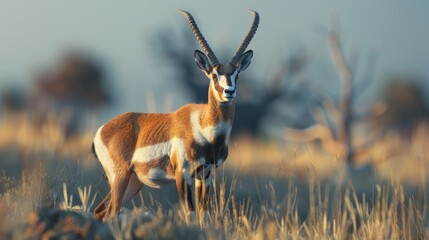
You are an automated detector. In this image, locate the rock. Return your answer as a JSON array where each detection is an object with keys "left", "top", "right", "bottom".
[{"left": 10, "top": 208, "right": 112, "bottom": 239}]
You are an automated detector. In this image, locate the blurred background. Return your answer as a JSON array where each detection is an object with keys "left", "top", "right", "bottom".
[
  {"left": 1, "top": 1, "right": 429, "bottom": 236},
  {"left": 1, "top": 1, "right": 428, "bottom": 118}
]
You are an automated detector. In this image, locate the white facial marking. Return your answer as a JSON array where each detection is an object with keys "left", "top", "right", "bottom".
[
  {"left": 190, "top": 111, "right": 232, "bottom": 143},
  {"left": 218, "top": 75, "right": 230, "bottom": 89},
  {"left": 218, "top": 71, "right": 238, "bottom": 89},
  {"left": 93, "top": 126, "right": 116, "bottom": 184},
  {"left": 210, "top": 80, "right": 223, "bottom": 102},
  {"left": 218, "top": 70, "right": 238, "bottom": 101},
  {"left": 211, "top": 70, "right": 239, "bottom": 102}
]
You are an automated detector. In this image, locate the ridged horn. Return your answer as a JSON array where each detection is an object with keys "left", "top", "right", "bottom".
[
  {"left": 179, "top": 10, "right": 219, "bottom": 66},
  {"left": 230, "top": 10, "right": 259, "bottom": 66}
]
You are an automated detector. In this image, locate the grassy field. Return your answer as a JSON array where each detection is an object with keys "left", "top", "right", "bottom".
[{"left": 1, "top": 112, "right": 429, "bottom": 239}]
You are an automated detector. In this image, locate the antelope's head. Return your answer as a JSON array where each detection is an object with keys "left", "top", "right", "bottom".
[{"left": 180, "top": 10, "right": 259, "bottom": 103}]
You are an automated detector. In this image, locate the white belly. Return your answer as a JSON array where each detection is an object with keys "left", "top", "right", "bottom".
[
  {"left": 131, "top": 138, "right": 186, "bottom": 188},
  {"left": 137, "top": 168, "right": 176, "bottom": 188}
]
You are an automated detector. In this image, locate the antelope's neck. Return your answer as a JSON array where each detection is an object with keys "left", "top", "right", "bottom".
[
  {"left": 204, "top": 87, "right": 235, "bottom": 125},
  {"left": 190, "top": 88, "right": 235, "bottom": 144}
]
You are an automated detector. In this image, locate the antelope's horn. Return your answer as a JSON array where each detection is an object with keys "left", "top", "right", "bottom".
[
  {"left": 179, "top": 10, "right": 219, "bottom": 66},
  {"left": 230, "top": 10, "right": 259, "bottom": 66}
]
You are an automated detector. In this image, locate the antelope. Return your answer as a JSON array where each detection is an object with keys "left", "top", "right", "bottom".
[{"left": 93, "top": 10, "right": 259, "bottom": 221}]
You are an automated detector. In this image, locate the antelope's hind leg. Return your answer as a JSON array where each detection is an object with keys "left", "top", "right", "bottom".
[
  {"left": 94, "top": 192, "right": 111, "bottom": 221},
  {"left": 103, "top": 163, "right": 133, "bottom": 220},
  {"left": 94, "top": 172, "right": 143, "bottom": 221},
  {"left": 122, "top": 172, "right": 144, "bottom": 206}
]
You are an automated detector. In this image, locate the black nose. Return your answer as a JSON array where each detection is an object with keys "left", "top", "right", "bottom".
[{"left": 225, "top": 89, "right": 235, "bottom": 94}]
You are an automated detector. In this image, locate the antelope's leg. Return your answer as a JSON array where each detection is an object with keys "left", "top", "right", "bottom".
[
  {"left": 94, "top": 192, "right": 111, "bottom": 220},
  {"left": 122, "top": 172, "right": 144, "bottom": 204},
  {"left": 195, "top": 178, "right": 210, "bottom": 211},
  {"left": 108, "top": 166, "right": 132, "bottom": 219},
  {"left": 195, "top": 174, "right": 211, "bottom": 223},
  {"left": 175, "top": 170, "right": 194, "bottom": 213}
]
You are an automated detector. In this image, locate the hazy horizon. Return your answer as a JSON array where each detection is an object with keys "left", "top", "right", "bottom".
[{"left": 1, "top": 1, "right": 428, "bottom": 120}]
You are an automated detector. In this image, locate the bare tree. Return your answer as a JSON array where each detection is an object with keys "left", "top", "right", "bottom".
[{"left": 283, "top": 28, "right": 383, "bottom": 165}]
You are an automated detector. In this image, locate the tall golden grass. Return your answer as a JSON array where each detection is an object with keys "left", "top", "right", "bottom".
[{"left": 1, "top": 111, "right": 429, "bottom": 239}]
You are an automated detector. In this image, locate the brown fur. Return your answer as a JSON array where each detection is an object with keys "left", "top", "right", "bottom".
[
  {"left": 93, "top": 10, "right": 257, "bottom": 220},
  {"left": 94, "top": 86, "right": 234, "bottom": 221}
]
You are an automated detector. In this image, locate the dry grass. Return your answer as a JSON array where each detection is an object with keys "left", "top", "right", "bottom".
[{"left": 1, "top": 112, "right": 429, "bottom": 239}]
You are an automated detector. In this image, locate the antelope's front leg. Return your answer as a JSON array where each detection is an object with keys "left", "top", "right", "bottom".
[
  {"left": 175, "top": 170, "right": 194, "bottom": 219},
  {"left": 195, "top": 176, "right": 211, "bottom": 221},
  {"left": 196, "top": 173, "right": 211, "bottom": 209}
]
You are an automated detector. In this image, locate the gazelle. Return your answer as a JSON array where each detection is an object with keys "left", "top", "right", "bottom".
[{"left": 93, "top": 10, "right": 259, "bottom": 221}]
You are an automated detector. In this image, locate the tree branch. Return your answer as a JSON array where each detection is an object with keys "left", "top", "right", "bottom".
[
  {"left": 354, "top": 50, "right": 377, "bottom": 99},
  {"left": 328, "top": 30, "right": 353, "bottom": 106}
]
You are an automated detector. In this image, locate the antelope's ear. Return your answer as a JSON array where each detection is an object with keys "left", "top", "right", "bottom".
[
  {"left": 194, "top": 50, "right": 212, "bottom": 75},
  {"left": 237, "top": 50, "right": 253, "bottom": 73}
]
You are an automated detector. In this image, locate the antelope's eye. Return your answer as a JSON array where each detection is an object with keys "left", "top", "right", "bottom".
[{"left": 212, "top": 74, "right": 218, "bottom": 80}]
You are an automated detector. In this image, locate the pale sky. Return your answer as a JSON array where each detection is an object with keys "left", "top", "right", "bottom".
[{"left": 0, "top": 1, "right": 428, "bottom": 120}]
